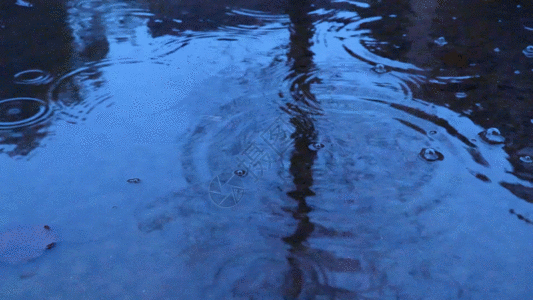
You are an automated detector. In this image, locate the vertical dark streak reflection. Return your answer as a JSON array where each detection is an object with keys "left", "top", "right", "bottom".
[{"left": 281, "top": 0, "right": 320, "bottom": 298}]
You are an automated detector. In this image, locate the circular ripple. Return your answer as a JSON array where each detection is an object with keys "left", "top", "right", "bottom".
[
  {"left": 0, "top": 98, "right": 52, "bottom": 129},
  {"left": 523, "top": 45, "right": 533, "bottom": 58},
  {"left": 13, "top": 69, "right": 54, "bottom": 85}
]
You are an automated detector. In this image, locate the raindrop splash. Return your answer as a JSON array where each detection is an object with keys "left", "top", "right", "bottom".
[
  {"left": 434, "top": 37, "right": 447, "bottom": 46},
  {"left": 0, "top": 98, "right": 52, "bottom": 129},
  {"left": 419, "top": 148, "right": 444, "bottom": 162},
  {"left": 478, "top": 127, "right": 505, "bottom": 144},
  {"left": 455, "top": 92, "right": 467, "bottom": 98},
  {"left": 371, "top": 64, "right": 388, "bottom": 74},
  {"left": 308, "top": 142, "right": 325, "bottom": 151},
  {"left": 234, "top": 169, "right": 247, "bottom": 177},
  {"left": 523, "top": 45, "right": 533, "bottom": 58},
  {"left": 520, "top": 156, "right": 533, "bottom": 163}
]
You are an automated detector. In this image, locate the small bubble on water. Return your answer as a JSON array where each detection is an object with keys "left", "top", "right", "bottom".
[
  {"left": 419, "top": 148, "right": 444, "bottom": 162},
  {"left": 234, "top": 169, "right": 247, "bottom": 177},
  {"left": 479, "top": 127, "right": 505, "bottom": 144},
  {"left": 372, "top": 64, "right": 388, "bottom": 74},
  {"left": 455, "top": 92, "right": 467, "bottom": 98},
  {"left": 434, "top": 37, "right": 447, "bottom": 46},
  {"left": 494, "top": 48, "right": 500, "bottom": 52},
  {"left": 520, "top": 156, "right": 533, "bottom": 163},
  {"left": 308, "top": 142, "right": 325, "bottom": 151},
  {"left": 429, "top": 130, "right": 437, "bottom": 135},
  {"left": 515, "top": 70, "right": 521, "bottom": 74},
  {"left": 523, "top": 45, "right": 533, "bottom": 58}
]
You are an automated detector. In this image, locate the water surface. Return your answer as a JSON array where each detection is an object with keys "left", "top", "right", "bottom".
[{"left": 1, "top": 0, "right": 532, "bottom": 299}]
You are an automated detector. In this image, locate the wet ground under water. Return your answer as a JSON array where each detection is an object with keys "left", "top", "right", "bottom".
[{"left": 1, "top": 0, "right": 533, "bottom": 299}]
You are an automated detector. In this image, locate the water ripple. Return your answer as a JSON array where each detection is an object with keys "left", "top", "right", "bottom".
[
  {"left": 0, "top": 98, "right": 52, "bottom": 130},
  {"left": 13, "top": 69, "right": 54, "bottom": 85}
]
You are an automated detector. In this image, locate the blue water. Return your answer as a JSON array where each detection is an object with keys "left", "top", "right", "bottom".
[{"left": 1, "top": 0, "right": 533, "bottom": 299}]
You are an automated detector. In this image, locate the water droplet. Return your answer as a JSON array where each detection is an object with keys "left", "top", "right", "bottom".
[
  {"left": 494, "top": 48, "right": 500, "bottom": 52},
  {"left": 478, "top": 127, "right": 505, "bottom": 144},
  {"left": 515, "top": 70, "right": 521, "bottom": 74},
  {"left": 234, "top": 169, "right": 247, "bottom": 177},
  {"left": 419, "top": 148, "right": 444, "bottom": 162},
  {"left": 308, "top": 143, "right": 325, "bottom": 151},
  {"left": 455, "top": 92, "right": 467, "bottom": 98},
  {"left": 520, "top": 156, "right": 533, "bottom": 163},
  {"left": 523, "top": 45, "right": 533, "bottom": 58},
  {"left": 434, "top": 37, "right": 447, "bottom": 46},
  {"left": 371, "top": 64, "right": 388, "bottom": 74}
]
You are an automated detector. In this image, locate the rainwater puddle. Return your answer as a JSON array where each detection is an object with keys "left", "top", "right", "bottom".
[{"left": 1, "top": 0, "right": 533, "bottom": 299}]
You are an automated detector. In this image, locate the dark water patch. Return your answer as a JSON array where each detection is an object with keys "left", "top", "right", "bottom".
[
  {"left": 509, "top": 209, "right": 533, "bottom": 225},
  {"left": 505, "top": 147, "right": 533, "bottom": 183},
  {"left": 144, "top": 1, "right": 288, "bottom": 39},
  {"left": 395, "top": 118, "right": 427, "bottom": 135},
  {"left": 466, "top": 147, "right": 490, "bottom": 167},
  {"left": 500, "top": 182, "right": 533, "bottom": 204},
  {"left": 475, "top": 173, "right": 490, "bottom": 182},
  {"left": 0, "top": 0, "right": 73, "bottom": 100}
]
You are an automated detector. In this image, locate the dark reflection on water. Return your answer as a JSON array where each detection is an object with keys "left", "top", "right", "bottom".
[
  {"left": 0, "top": 1, "right": 73, "bottom": 156},
  {"left": 282, "top": 0, "right": 336, "bottom": 298},
  {"left": 357, "top": 0, "right": 533, "bottom": 202},
  {"left": 1, "top": 0, "right": 533, "bottom": 299}
]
